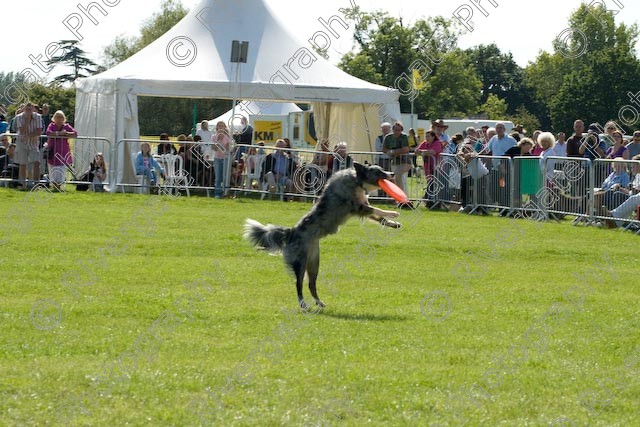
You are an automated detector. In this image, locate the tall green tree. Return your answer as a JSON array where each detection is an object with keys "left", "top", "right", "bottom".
[
  {"left": 465, "top": 44, "right": 536, "bottom": 116},
  {"left": 525, "top": 3, "right": 640, "bottom": 132},
  {"left": 480, "top": 94, "right": 509, "bottom": 120},
  {"left": 102, "top": 0, "right": 189, "bottom": 67},
  {"left": 26, "top": 84, "right": 76, "bottom": 124},
  {"left": 46, "top": 40, "right": 98, "bottom": 84},
  {"left": 420, "top": 49, "right": 482, "bottom": 118},
  {"left": 338, "top": 9, "right": 484, "bottom": 117}
]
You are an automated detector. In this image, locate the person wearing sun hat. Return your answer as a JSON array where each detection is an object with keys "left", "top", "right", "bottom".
[
  {"left": 432, "top": 119, "right": 451, "bottom": 148},
  {"left": 513, "top": 124, "right": 526, "bottom": 138}
]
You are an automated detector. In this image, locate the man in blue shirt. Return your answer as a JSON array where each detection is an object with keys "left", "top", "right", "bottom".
[
  {"left": 487, "top": 122, "right": 517, "bottom": 158},
  {"left": 487, "top": 122, "right": 517, "bottom": 211}
]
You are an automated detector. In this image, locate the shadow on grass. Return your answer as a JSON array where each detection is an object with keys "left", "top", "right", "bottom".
[{"left": 319, "top": 310, "right": 409, "bottom": 322}]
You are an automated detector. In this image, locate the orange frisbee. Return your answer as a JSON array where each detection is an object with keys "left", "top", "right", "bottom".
[{"left": 378, "top": 179, "right": 409, "bottom": 204}]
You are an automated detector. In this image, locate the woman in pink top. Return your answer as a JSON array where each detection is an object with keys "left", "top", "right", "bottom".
[
  {"left": 212, "top": 120, "right": 232, "bottom": 198},
  {"left": 415, "top": 130, "right": 442, "bottom": 203},
  {"left": 415, "top": 130, "right": 442, "bottom": 177},
  {"left": 46, "top": 110, "right": 77, "bottom": 189}
]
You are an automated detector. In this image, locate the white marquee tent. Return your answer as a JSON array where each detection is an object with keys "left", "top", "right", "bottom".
[{"left": 74, "top": 0, "right": 400, "bottom": 187}]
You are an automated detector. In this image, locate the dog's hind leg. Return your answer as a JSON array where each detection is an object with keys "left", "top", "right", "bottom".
[
  {"left": 306, "top": 241, "right": 325, "bottom": 308},
  {"left": 292, "top": 259, "right": 308, "bottom": 310}
]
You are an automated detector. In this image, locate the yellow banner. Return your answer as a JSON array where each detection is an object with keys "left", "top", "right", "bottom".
[
  {"left": 412, "top": 69, "right": 424, "bottom": 90},
  {"left": 253, "top": 121, "right": 283, "bottom": 144}
]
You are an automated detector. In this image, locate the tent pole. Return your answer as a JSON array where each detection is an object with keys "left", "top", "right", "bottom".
[
  {"left": 224, "top": 62, "right": 240, "bottom": 197},
  {"left": 323, "top": 102, "right": 332, "bottom": 142}
]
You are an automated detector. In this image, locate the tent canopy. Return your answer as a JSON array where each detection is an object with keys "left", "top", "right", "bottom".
[{"left": 74, "top": 0, "right": 400, "bottom": 186}]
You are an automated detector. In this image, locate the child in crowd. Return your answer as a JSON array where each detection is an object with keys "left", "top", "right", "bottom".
[
  {"left": 135, "top": 142, "right": 165, "bottom": 187},
  {"left": 90, "top": 152, "right": 107, "bottom": 192}
]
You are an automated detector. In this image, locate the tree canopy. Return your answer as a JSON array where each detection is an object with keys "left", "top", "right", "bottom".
[{"left": 339, "top": 3, "right": 640, "bottom": 133}]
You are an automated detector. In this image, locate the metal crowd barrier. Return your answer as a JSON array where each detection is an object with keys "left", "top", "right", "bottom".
[
  {"left": 34, "top": 138, "right": 634, "bottom": 233},
  {"left": 591, "top": 158, "right": 640, "bottom": 231},
  {"left": 541, "top": 157, "right": 593, "bottom": 223},
  {"left": 0, "top": 133, "right": 112, "bottom": 190},
  {"left": 461, "top": 155, "right": 512, "bottom": 214}
]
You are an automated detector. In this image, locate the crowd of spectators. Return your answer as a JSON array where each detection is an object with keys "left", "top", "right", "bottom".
[
  {"left": 2, "top": 105, "right": 640, "bottom": 230},
  {"left": 378, "top": 117, "right": 640, "bottom": 228}
]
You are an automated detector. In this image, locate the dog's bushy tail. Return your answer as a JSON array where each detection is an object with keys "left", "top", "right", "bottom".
[{"left": 244, "top": 219, "right": 291, "bottom": 254}]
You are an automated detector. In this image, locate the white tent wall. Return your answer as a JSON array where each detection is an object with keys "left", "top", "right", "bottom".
[
  {"left": 74, "top": 0, "right": 400, "bottom": 190},
  {"left": 76, "top": 82, "right": 141, "bottom": 190},
  {"left": 74, "top": 82, "right": 118, "bottom": 184}
]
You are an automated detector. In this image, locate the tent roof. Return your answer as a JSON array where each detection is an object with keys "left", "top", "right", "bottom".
[{"left": 77, "top": 0, "right": 399, "bottom": 105}]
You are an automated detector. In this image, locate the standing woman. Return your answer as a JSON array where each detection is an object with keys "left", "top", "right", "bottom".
[
  {"left": 46, "top": 110, "right": 77, "bottom": 190},
  {"left": 606, "top": 130, "right": 629, "bottom": 160},
  {"left": 212, "top": 120, "right": 232, "bottom": 198}
]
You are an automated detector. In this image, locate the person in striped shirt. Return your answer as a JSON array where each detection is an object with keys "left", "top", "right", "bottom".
[{"left": 14, "top": 102, "right": 43, "bottom": 189}]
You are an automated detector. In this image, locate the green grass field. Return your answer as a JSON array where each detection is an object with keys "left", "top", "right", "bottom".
[{"left": 1, "top": 188, "right": 638, "bottom": 426}]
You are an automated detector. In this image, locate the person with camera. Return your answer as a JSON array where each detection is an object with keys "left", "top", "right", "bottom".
[{"left": 579, "top": 123, "right": 606, "bottom": 160}]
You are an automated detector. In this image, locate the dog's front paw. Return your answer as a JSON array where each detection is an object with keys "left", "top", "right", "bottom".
[
  {"left": 299, "top": 300, "right": 308, "bottom": 311},
  {"left": 381, "top": 219, "right": 402, "bottom": 229},
  {"left": 316, "top": 299, "right": 326, "bottom": 309},
  {"left": 386, "top": 210, "right": 400, "bottom": 218}
]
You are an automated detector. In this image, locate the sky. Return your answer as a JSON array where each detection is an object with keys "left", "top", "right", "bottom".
[{"left": 1, "top": 0, "right": 639, "bottom": 78}]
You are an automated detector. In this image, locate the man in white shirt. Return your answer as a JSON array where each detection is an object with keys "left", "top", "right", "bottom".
[{"left": 553, "top": 132, "right": 567, "bottom": 157}]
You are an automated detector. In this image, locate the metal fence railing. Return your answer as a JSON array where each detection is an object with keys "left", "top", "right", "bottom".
[
  {"left": 4, "top": 135, "right": 640, "bottom": 234},
  {"left": 0, "top": 133, "right": 112, "bottom": 191}
]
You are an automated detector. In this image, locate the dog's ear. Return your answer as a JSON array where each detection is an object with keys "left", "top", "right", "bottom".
[{"left": 353, "top": 162, "right": 366, "bottom": 177}]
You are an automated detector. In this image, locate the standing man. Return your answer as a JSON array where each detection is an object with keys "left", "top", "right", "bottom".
[
  {"left": 14, "top": 102, "right": 43, "bottom": 189},
  {"left": 382, "top": 121, "right": 411, "bottom": 200},
  {"left": 553, "top": 132, "right": 567, "bottom": 157},
  {"left": 40, "top": 104, "right": 52, "bottom": 177},
  {"left": 487, "top": 122, "right": 517, "bottom": 157},
  {"left": 41, "top": 104, "right": 52, "bottom": 134},
  {"left": 565, "top": 120, "right": 585, "bottom": 158},
  {"left": 375, "top": 122, "right": 391, "bottom": 171},
  {"left": 579, "top": 123, "right": 606, "bottom": 161},
  {"left": 234, "top": 116, "right": 253, "bottom": 160},
  {"left": 487, "top": 122, "right": 517, "bottom": 209},
  {"left": 626, "top": 130, "right": 640, "bottom": 159}
]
